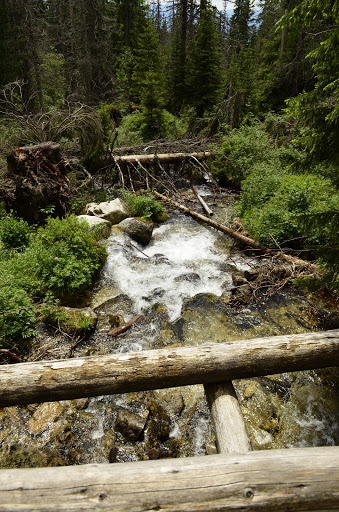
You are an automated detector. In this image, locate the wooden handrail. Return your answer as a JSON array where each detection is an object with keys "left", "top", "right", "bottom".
[
  {"left": 0, "top": 329, "right": 338, "bottom": 407},
  {"left": 0, "top": 446, "right": 338, "bottom": 511}
]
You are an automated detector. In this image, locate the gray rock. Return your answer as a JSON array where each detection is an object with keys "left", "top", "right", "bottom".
[
  {"left": 119, "top": 217, "right": 153, "bottom": 245},
  {"left": 86, "top": 198, "right": 129, "bottom": 225},
  {"left": 115, "top": 409, "right": 147, "bottom": 442},
  {"left": 174, "top": 272, "right": 201, "bottom": 283},
  {"left": 78, "top": 214, "right": 111, "bottom": 238}
]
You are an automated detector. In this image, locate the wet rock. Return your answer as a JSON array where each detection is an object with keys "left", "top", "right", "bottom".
[
  {"left": 0, "top": 444, "right": 66, "bottom": 468},
  {"left": 77, "top": 215, "right": 112, "bottom": 239},
  {"left": 219, "top": 262, "right": 238, "bottom": 274},
  {"left": 146, "top": 447, "right": 162, "bottom": 460},
  {"left": 174, "top": 273, "right": 201, "bottom": 283},
  {"left": 86, "top": 198, "right": 129, "bottom": 225},
  {"left": 152, "top": 254, "right": 171, "bottom": 265},
  {"left": 151, "top": 389, "right": 185, "bottom": 417},
  {"left": 145, "top": 417, "right": 170, "bottom": 448},
  {"left": 142, "top": 288, "right": 165, "bottom": 301},
  {"left": 108, "top": 314, "right": 125, "bottom": 329},
  {"left": 28, "top": 402, "right": 65, "bottom": 435},
  {"left": 94, "top": 294, "right": 133, "bottom": 318},
  {"left": 90, "top": 286, "right": 121, "bottom": 310},
  {"left": 119, "top": 217, "right": 153, "bottom": 245},
  {"left": 260, "top": 418, "right": 281, "bottom": 433},
  {"left": 115, "top": 409, "right": 147, "bottom": 442}
]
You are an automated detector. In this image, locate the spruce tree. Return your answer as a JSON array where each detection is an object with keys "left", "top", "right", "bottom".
[{"left": 188, "top": 2, "right": 222, "bottom": 116}]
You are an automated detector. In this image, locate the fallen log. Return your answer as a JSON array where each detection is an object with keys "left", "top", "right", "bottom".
[
  {"left": 154, "top": 191, "right": 320, "bottom": 273},
  {"left": 192, "top": 185, "right": 213, "bottom": 216},
  {"left": 108, "top": 314, "right": 144, "bottom": 336},
  {"left": 0, "top": 446, "right": 338, "bottom": 511},
  {"left": 204, "top": 382, "right": 252, "bottom": 453},
  {"left": 113, "top": 152, "right": 211, "bottom": 166},
  {"left": 0, "top": 329, "right": 338, "bottom": 407}
]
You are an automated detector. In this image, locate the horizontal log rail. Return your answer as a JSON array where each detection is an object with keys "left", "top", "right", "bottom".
[
  {"left": 0, "top": 329, "right": 338, "bottom": 407},
  {"left": 0, "top": 446, "right": 338, "bottom": 511}
]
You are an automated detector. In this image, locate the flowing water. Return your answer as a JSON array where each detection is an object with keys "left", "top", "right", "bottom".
[{"left": 0, "top": 189, "right": 338, "bottom": 468}]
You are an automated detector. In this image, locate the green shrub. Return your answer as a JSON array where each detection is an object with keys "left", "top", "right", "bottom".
[
  {"left": 0, "top": 270, "right": 36, "bottom": 344},
  {"left": 210, "top": 123, "right": 275, "bottom": 186},
  {"left": 0, "top": 213, "right": 32, "bottom": 251},
  {"left": 240, "top": 174, "right": 334, "bottom": 247},
  {"left": 237, "top": 162, "right": 285, "bottom": 216},
  {"left": 120, "top": 191, "right": 167, "bottom": 222},
  {"left": 25, "top": 215, "right": 107, "bottom": 300}
]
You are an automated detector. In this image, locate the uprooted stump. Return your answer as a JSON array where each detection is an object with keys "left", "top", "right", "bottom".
[{"left": 2, "top": 142, "right": 71, "bottom": 223}]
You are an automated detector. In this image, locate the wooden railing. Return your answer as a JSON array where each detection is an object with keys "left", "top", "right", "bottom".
[{"left": 0, "top": 329, "right": 339, "bottom": 511}]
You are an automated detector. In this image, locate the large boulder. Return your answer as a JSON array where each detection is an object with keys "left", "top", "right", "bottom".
[
  {"left": 86, "top": 198, "right": 129, "bottom": 225},
  {"left": 119, "top": 217, "right": 153, "bottom": 245},
  {"left": 78, "top": 214, "right": 111, "bottom": 239}
]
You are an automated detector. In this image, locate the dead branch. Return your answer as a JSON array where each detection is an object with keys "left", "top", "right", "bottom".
[
  {"left": 108, "top": 314, "right": 145, "bottom": 337},
  {"left": 192, "top": 186, "right": 213, "bottom": 216}
]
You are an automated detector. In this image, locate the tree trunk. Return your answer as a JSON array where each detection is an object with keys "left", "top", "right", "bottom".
[
  {"left": 113, "top": 152, "right": 211, "bottom": 166},
  {"left": 0, "top": 329, "right": 338, "bottom": 407}
]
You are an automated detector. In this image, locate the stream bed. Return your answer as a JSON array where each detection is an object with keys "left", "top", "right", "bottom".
[{"left": 1, "top": 189, "right": 338, "bottom": 467}]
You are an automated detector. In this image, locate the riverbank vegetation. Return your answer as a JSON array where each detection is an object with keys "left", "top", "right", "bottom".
[
  {"left": 0, "top": 0, "right": 338, "bottom": 345},
  {"left": 0, "top": 214, "right": 106, "bottom": 345}
]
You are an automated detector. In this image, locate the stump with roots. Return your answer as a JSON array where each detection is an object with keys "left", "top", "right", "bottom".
[{"left": 2, "top": 142, "right": 71, "bottom": 223}]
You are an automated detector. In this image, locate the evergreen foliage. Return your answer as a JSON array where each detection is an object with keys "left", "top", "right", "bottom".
[{"left": 188, "top": 3, "right": 222, "bottom": 116}]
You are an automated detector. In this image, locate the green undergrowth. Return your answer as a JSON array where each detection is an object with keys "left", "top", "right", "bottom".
[
  {"left": 0, "top": 214, "right": 106, "bottom": 346},
  {"left": 120, "top": 190, "right": 167, "bottom": 222},
  {"left": 212, "top": 115, "right": 338, "bottom": 289}
]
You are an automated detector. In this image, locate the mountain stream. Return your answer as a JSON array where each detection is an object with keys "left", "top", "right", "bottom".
[{"left": 0, "top": 187, "right": 338, "bottom": 467}]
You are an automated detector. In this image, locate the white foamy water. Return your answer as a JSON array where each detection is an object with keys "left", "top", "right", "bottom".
[{"left": 103, "top": 213, "right": 246, "bottom": 321}]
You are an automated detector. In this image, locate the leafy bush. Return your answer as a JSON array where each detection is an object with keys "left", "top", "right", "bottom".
[
  {"left": 240, "top": 174, "right": 334, "bottom": 247},
  {"left": 25, "top": 216, "right": 106, "bottom": 300},
  {"left": 0, "top": 270, "right": 36, "bottom": 344},
  {"left": 120, "top": 191, "right": 167, "bottom": 222},
  {"left": 211, "top": 117, "right": 305, "bottom": 187},
  {"left": 210, "top": 122, "right": 277, "bottom": 186},
  {"left": 294, "top": 193, "right": 339, "bottom": 287},
  {"left": 117, "top": 109, "right": 189, "bottom": 146},
  {"left": 0, "top": 213, "right": 32, "bottom": 251}
]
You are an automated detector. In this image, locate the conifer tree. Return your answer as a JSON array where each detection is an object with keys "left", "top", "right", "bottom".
[{"left": 188, "top": 2, "right": 222, "bottom": 116}]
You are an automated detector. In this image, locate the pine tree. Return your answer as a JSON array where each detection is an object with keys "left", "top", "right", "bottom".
[
  {"left": 188, "top": 2, "right": 222, "bottom": 116},
  {"left": 165, "top": 0, "right": 192, "bottom": 112},
  {"left": 131, "top": 15, "right": 163, "bottom": 104}
]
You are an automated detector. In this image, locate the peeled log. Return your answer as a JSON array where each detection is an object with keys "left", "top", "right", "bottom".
[
  {"left": 204, "top": 381, "right": 251, "bottom": 453},
  {"left": 0, "top": 329, "right": 338, "bottom": 407},
  {"left": 113, "top": 152, "right": 211, "bottom": 165},
  {"left": 0, "top": 446, "right": 338, "bottom": 511}
]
